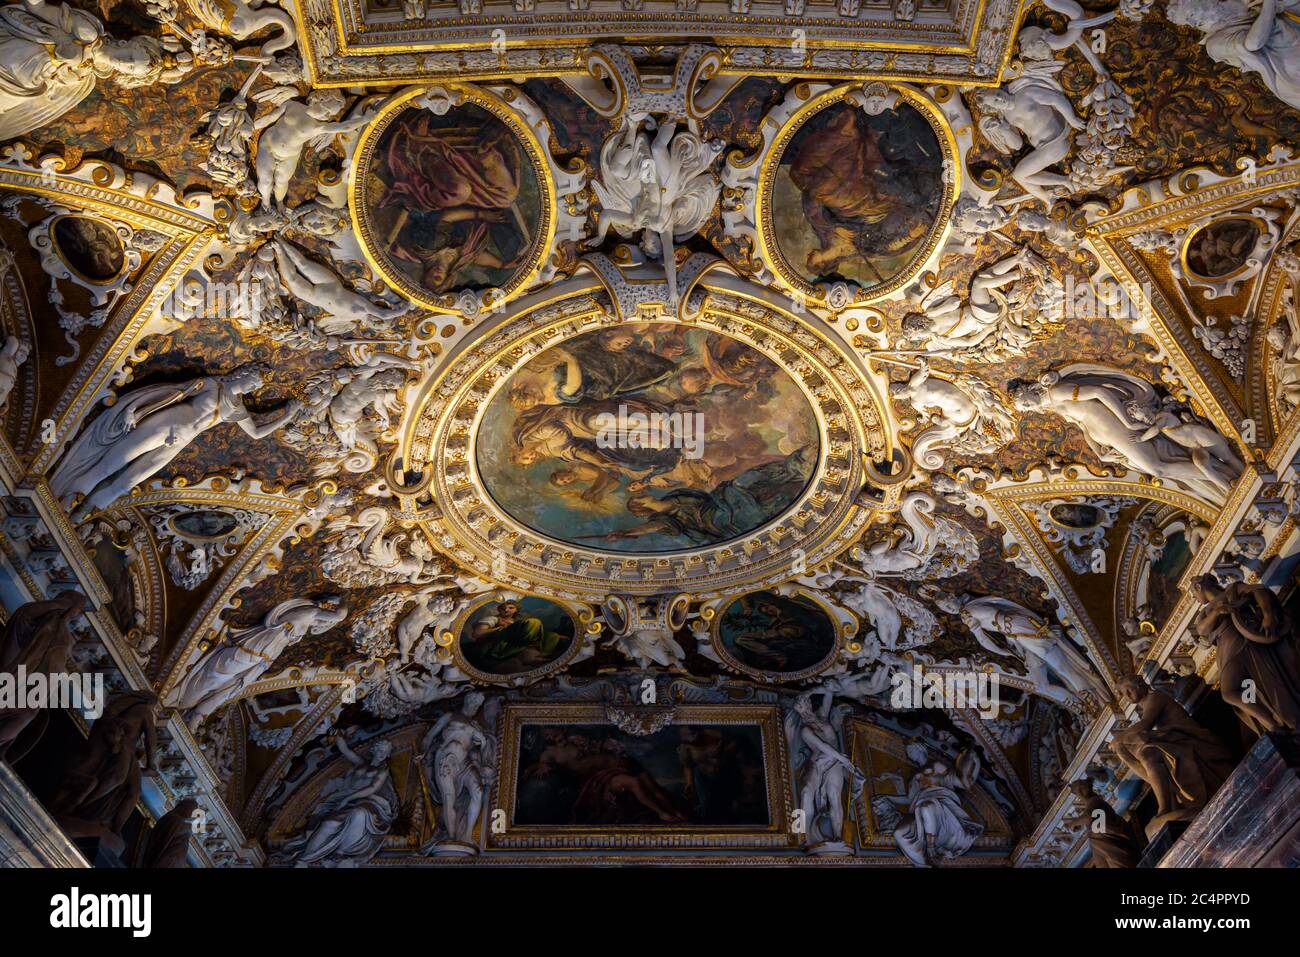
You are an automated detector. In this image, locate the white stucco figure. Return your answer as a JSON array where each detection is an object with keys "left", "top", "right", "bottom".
[
  {"left": 154, "top": 0, "right": 296, "bottom": 56},
  {"left": 169, "top": 597, "right": 348, "bottom": 728},
  {"left": 279, "top": 734, "right": 397, "bottom": 867},
  {"left": 975, "top": 64, "right": 1086, "bottom": 204},
  {"left": 785, "top": 691, "right": 865, "bottom": 852},
  {"left": 0, "top": 0, "right": 199, "bottom": 143},
  {"left": 273, "top": 241, "right": 409, "bottom": 333},
  {"left": 1167, "top": 0, "right": 1300, "bottom": 113},
  {"left": 900, "top": 248, "right": 1050, "bottom": 354},
  {"left": 942, "top": 593, "right": 1106, "bottom": 704},
  {"left": 254, "top": 90, "right": 369, "bottom": 209},
  {"left": 888, "top": 359, "right": 1016, "bottom": 469},
  {"left": 0, "top": 334, "right": 30, "bottom": 409},
  {"left": 875, "top": 745, "right": 984, "bottom": 867},
  {"left": 588, "top": 116, "right": 723, "bottom": 300},
  {"left": 50, "top": 365, "right": 301, "bottom": 521},
  {"left": 1010, "top": 365, "right": 1242, "bottom": 504},
  {"left": 420, "top": 692, "right": 496, "bottom": 854}
]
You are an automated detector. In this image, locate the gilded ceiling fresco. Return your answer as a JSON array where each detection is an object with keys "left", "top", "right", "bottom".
[{"left": 1, "top": 0, "right": 1300, "bottom": 874}]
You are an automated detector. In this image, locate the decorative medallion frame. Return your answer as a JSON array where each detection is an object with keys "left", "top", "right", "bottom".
[
  {"left": 749, "top": 82, "right": 958, "bottom": 310},
  {"left": 404, "top": 275, "right": 893, "bottom": 601},
  {"left": 348, "top": 84, "right": 559, "bottom": 315},
  {"left": 450, "top": 591, "right": 596, "bottom": 686}
]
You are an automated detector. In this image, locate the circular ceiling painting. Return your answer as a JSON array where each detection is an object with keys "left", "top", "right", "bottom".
[
  {"left": 766, "top": 90, "right": 950, "bottom": 300},
  {"left": 353, "top": 89, "right": 547, "bottom": 309},
  {"left": 475, "top": 321, "right": 820, "bottom": 553}
]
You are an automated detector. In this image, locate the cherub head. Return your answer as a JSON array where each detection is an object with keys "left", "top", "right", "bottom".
[
  {"left": 223, "top": 363, "right": 268, "bottom": 394},
  {"left": 306, "top": 89, "right": 349, "bottom": 121}
]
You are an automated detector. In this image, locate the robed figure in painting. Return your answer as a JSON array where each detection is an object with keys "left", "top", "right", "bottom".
[
  {"left": 785, "top": 106, "right": 933, "bottom": 281},
  {"left": 380, "top": 111, "right": 528, "bottom": 292}
]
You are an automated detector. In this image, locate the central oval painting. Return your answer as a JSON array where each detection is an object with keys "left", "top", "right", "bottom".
[{"left": 475, "top": 322, "right": 819, "bottom": 552}]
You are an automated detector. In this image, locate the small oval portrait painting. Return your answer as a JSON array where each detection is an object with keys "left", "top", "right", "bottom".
[
  {"left": 52, "top": 216, "right": 125, "bottom": 282},
  {"left": 718, "top": 591, "right": 837, "bottom": 676},
  {"left": 1047, "top": 502, "right": 1102, "bottom": 531},
  {"left": 170, "top": 509, "right": 240, "bottom": 540},
  {"left": 1185, "top": 219, "right": 1261, "bottom": 279},
  {"left": 771, "top": 99, "right": 945, "bottom": 292},
  {"left": 361, "top": 102, "right": 543, "bottom": 300},
  {"left": 459, "top": 596, "right": 577, "bottom": 678}
]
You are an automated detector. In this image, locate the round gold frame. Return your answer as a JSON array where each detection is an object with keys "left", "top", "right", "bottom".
[
  {"left": 450, "top": 592, "right": 592, "bottom": 686},
  {"left": 47, "top": 214, "right": 130, "bottom": 285},
  {"left": 403, "top": 277, "right": 894, "bottom": 602},
  {"left": 709, "top": 588, "right": 847, "bottom": 683},
  {"left": 1178, "top": 215, "right": 1267, "bottom": 284},
  {"left": 755, "top": 83, "right": 959, "bottom": 309},
  {"left": 348, "top": 84, "right": 557, "bottom": 315}
]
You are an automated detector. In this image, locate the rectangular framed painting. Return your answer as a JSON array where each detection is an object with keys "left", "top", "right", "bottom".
[{"left": 491, "top": 703, "right": 795, "bottom": 850}]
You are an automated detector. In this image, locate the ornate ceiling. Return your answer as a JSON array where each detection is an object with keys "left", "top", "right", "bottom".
[{"left": 1, "top": 0, "right": 1299, "bottom": 868}]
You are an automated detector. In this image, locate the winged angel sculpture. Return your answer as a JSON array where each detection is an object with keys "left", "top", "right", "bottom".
[{"left": 588, "top": 116, "right": 723, "bottom": 300}]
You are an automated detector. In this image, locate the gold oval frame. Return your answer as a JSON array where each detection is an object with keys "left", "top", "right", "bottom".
[
  {"left": 755, "top": 83, "right": 958, "bottom": 309},
  {"left": 47, "top": 214, "right": 130, "bottom": 286},
  {"left": 710, "top": 588, "right": 846, "bottom": 683},
  {"left": 451, "top": 592, "right": 590, "bottom": 685},
  {"left": 1179, "top": 215, "right": 1267, "bottom": 284},
  {"left": 348, "top": 84, "right": 557, "bottom": 315},
  {"left": 404, "top": 277, "right": 894, "bottom": 602}
]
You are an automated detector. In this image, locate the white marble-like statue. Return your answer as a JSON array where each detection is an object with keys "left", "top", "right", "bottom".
[
  {"left": 273, "top": 241, "right": 409, "bottom": 334},
  {"left": 900, "top": 248, "right": 1048, "bottom": 354},
  {"left": 285, "top": 353, "right": 419, "bottom": 474},
  {"left": 1010, "top": 365, "right": 1242, "bottom": 504},
  {"left": 419, "top": 692, "right": 496, "bottom": 854},
  {"left": 0, "top": 0, "right": 203, "bottom": 143},
  {"left": 975, "top": 64, "right": 1085, "bottom": 204},
  {"left": 169, "top": 596, "right": 348, "bottom": 728},
  {"left": 50, "top": 364, "right": 302, "bottom": 521},
  {"left": 321, "top": 507, "right": 452, "bottom": 588},
  {"left": 942, "top": 593, "right": 1106, "bottom": 704},
  {"left": 588, "top": 116, "right": 723, "bottom": 298},
  {"left": 875, "top": 744, "right": 984, "bottom": 867},
  {"left": 279, "top": 733, "right": 397, "bottom": 867},
  {"left": 1167, "top": 0, "right": 1300, "bottom": 113},
  {"left": 254, "top": 90, "right": 369, "bottom": 209},
  {"left": 0, "top": 334, "right": 30, "bottom": 408},
  {"left": 888, "top": 358, "right": 1016, "bottom": 469},
  {"left": 152, "top": 0, "right": 296, "bottom": 57},
  {"left": 785, "top": 691, "right": 865, "bottom": 852},
  {"left": 852, "top": 491, "right": 979, "bottom": 580},
  {"left": 800, "top": 567, "right": 938, "bottom": 654},
  {"left": 396, "top": 591, "right": 457, "bottom": 663}
]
